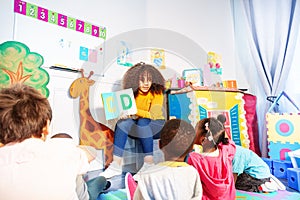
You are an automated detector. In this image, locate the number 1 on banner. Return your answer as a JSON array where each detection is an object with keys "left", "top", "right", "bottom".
[
  {"left": 26, "top": 3, "right": 37, "bottom": 19},
  {"left": 14, "top": 0, "right": 26, "bottom": 15}
]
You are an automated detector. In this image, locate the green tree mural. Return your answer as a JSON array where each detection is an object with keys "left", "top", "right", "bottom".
[{"left": 0, "top": 41, "right": 50, "bottom": 97}]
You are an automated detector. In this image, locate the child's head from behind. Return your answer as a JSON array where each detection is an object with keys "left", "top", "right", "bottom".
[
  {"left": 195, "top": 117, "right": 228, "bottom": 149},
  {"left": 0, "top": 83, "right": 52, "bottom": 144},
  {"left": 159, "top": 119, "right": 195, "bottom": 160},
  {"left": 122, "top": 62, "right": 165, "bottom": 96},
  {"left": 51, "top": 133, "right": 73, "bottom": 139}
]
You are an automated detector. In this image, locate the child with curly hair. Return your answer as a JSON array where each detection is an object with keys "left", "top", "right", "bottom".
[
  {"left": 100, "top": 62, "right": 166, "bottom": 179},
  {"left": 126, "top": 119, "right": 202, "bottom": 200},
  {"left": 0, "top": 84, "right": 91, "bottom": 200}
]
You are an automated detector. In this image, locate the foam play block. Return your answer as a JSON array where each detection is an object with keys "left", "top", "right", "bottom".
[
  {"left": 273, "top": 159, "right": 293, "bottom": 179},
  {"left": 262, "top": 157, "right": 273, "bottom": 174},
  {"left": 287, "top": 168, "right": 300, "bottom": 191}
]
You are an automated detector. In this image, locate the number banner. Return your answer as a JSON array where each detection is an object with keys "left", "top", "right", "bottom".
[{"left": 14, "top": 0, "right": 106, "bottom": 39}]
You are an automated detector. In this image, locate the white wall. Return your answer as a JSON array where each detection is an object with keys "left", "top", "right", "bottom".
[{"left": 0, "top": 0, "right": 236, "bottom": 141}]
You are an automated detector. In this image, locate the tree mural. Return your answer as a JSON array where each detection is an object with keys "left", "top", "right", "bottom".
[{"left": 0, "top": 41, "right": 49, "bottom": 97}]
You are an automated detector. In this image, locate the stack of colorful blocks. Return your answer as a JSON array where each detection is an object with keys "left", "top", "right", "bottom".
[
  {"left": 266, "top": 112, "right": 300, "bottom": 191},
  {"left": 262, "top": 157, "right": 300, "bottom": 191}
]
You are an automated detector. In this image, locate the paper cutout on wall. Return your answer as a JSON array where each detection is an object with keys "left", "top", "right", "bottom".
[
  {"left": 0, "top": 41, "right": 50, "bottom": 97},
  {"left": 69, "top": 70, "right": 114, "bottom": 168},
  {"left": 117, "top": 41, "right": 133, "bottom": 67},
  {"left": 151, "top": 49, "right": 165, "bottom": 69},
  {"left": 207, "top": 51, "right": 222, "bottom": 75}
]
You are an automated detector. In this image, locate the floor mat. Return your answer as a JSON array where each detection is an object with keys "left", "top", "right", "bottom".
[{"left": 236, "top": 189, "right": 300, "bottom": 200}]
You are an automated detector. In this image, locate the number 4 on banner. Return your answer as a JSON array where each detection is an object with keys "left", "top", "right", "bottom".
[{"left": 48, "top": 11, "right": 58, "bottom": 25}]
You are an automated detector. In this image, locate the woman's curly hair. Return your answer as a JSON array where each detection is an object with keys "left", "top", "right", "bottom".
[{"left": 122, "top": 62, "right": 165, "bottom": 97}]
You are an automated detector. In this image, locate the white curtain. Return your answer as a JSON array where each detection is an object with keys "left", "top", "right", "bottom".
[{"left": 231, "top": 0, "right": 300, "bottom": 156}]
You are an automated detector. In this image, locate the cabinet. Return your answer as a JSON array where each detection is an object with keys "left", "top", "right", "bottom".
[{"left": 167, "top": 88, "right": 261, "bottom": 155}]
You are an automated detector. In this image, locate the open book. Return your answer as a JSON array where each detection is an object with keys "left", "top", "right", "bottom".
[{"left": 101, "top": 88, "right": 137, "bottom": 120}]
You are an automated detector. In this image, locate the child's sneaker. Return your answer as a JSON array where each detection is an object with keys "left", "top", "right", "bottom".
[
  {"left": 125, "top": 172, "right": 137, "bottom": 200},
  {"left": 99, "top": 161, "right": 122, "bottom": 179}
]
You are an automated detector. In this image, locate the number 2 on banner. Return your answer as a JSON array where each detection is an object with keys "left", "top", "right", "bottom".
[{"left": 26, "top": 3, "right": 37, "bottom": 19}]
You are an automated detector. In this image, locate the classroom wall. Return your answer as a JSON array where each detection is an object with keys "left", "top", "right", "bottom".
[{"left": 0, "top": 0, "right": 237, "bottom": 142}]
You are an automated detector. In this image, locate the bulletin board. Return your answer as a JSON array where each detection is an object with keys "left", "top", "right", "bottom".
[{"left": 13, "top": 0, "right": 106, "bottom": 75}]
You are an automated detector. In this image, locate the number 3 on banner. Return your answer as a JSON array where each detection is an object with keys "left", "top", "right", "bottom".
[{"left": 38, "top": 7, "right": 48, "bottom": 22}]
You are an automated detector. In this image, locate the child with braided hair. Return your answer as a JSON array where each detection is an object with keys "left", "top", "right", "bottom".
[{"left": 187, "top": 117, "right": 236, "bottom": 200}]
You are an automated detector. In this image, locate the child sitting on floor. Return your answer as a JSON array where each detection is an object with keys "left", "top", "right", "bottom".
[
  {"left": 216, "top": 114, "right": 285, "bottom": 193},
  {"left": 126, "top": 119, "right": 202, "bottom": 200},
  {"left": 187, "top": 117, "right": 236, "bottom": 200},
  {"left": 49, "top": 133, "right": 111, "bottom": 200}
]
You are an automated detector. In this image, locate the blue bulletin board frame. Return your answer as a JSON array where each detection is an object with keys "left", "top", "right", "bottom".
[{"left": 182, "top": 68, "right": 203, "bottom": 86}]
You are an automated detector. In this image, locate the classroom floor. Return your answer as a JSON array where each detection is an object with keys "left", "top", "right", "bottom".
[{"left": 86, "top": 167, "right": 300, "bottom": 200}]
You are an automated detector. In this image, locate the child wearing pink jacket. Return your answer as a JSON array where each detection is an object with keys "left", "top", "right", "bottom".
[{"left": 187, "top": 117, "right": 236, "bottom": 200}]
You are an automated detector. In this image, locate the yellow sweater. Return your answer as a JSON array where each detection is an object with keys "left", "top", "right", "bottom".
[{"left": 135, "top": 91, "right": 165, "bottom": 120}]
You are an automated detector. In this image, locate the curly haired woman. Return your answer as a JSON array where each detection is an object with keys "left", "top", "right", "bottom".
[{"left": 100, "top": 62, "right": 166, "bottom": 179}]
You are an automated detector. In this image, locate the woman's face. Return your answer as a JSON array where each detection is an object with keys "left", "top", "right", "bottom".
[{"left": 139, "top": 72, "right": 152, "bottom": 93}]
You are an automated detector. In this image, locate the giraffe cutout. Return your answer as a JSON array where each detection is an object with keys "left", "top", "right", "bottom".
[{"left": 69, "top": 70, "right": 114, "bottom": 167}]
